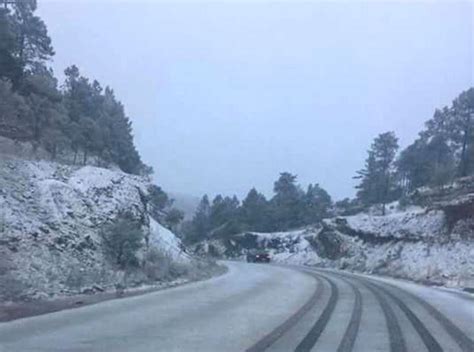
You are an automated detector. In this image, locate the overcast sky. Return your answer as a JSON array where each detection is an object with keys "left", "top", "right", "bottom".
[{"left": 38, "top": 0, "right": 473, "bottom": 200}]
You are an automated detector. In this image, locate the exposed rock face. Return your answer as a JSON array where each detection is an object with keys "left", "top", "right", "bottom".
[
  {"left": 0, "top": 156, "right": 189, "bottom": 301},
  {"left": 322, "top": 204, "right": 473, "bottom": 287},
  {"left": 195, "top": 198, "right": 474, "bottom": 289}
]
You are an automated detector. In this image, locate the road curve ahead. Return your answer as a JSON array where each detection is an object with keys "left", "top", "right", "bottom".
[{"left": 0, "top": 262, "right": 473, "bottom": 352}]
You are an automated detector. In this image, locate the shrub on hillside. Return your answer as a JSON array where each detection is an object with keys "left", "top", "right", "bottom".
[
  {"left": 0, "top": 253, "right": 28, "bottom": 302},
  {"left": 143, "top": 247, "right": 191, "bottom": 281},
  {"left": 143, "top": 247, "right": 173, "bottom": 281},
  {"left": 100, "top": 213, "right": 144, "bottom": 270}
]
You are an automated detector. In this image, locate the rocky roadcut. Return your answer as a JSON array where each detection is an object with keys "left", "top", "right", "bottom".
[{"left": 0, "top": 156, "right": 191, "bottom": 302}]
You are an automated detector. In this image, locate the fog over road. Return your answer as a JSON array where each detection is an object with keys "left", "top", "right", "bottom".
[{"left": 0, "top": 262, "right": 473, "bottom": 352}]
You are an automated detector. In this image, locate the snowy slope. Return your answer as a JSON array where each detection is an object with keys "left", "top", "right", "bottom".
[
  {"left": 0, "top": 156, "right": 189, "bottom": 300},
  {"left": 149, "top": 219, "right": 191, "bottom": 262}
]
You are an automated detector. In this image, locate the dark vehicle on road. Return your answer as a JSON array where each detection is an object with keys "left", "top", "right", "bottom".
[{"left": 246, "top": 251, "right": 271, "bottom": 263}]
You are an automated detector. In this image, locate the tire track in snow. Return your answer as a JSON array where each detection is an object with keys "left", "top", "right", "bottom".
[
  {"left": 249, "top": 266, "right": 471, "bottom": 352},
  {"left": 294, "top": 273, "right": 339, "bottom": 352},
  {"left": 246, "top": 272, "right": 325, "bottom": 352},
  {"left": 336, "top": 276, "right": 363, "bottom": 352},
  {"left": 368, "top": 281, "right": 443, "bottom": 352},
  {"left": 368, "top": 278, "right": 474, "bottom": 352},
  {"left": 311, "top": 269, "right": 407, "bottom": 352}
]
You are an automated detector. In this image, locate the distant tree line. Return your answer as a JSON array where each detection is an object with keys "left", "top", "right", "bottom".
[
  {"left": 0, "top": 0, "right": 149, "bottom": 175},
  {"left": 183, "top": 172, "right": 332, "bottom": 243}
]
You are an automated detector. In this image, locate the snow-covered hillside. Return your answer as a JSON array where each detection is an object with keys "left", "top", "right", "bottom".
[
  {"left": 0, "top": 156, "right": 190, "bottom": 301},
  {"left": 196, "top": 200, "right": 474, "bottom": 290}
]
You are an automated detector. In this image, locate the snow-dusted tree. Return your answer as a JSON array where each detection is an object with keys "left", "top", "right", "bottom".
[
  {"left": 186, "top": 195, "right": 211, "bottom": 243},
  {"left": 241, "top": 188, "right": 270, "bottom": 232},
  {"left": 450, "top": 88, "right": 474, "bottom": 177},
  {"left": 0, "top": 0, "right": 54, "bottom": 87},
  {"left": 397, "top": 88, "right": 474, "bottom": 191},
  {"left": 355, "top": 132, "right": 399, "bottom": 214},
  {"left": 397, "top": 135, "right": 455, "bottom": 191},
  {"left": 271, "top": 172, "right": 306, "bottom": 230},
  {"left": 303, "top": 183, "right": 332, "bottom": 223}
]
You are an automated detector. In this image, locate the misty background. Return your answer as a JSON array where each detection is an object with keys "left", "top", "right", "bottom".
[{"left": 38, "top": 0, "right": 473, "bottom": 200}]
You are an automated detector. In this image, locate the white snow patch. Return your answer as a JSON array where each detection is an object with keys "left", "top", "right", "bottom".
[{"left": 149, "top": 219, "right": 191, "bottom": 263}]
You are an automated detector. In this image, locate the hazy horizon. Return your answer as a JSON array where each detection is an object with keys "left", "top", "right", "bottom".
[{"left": 38, "top": 0, "right": 473, "bottom": 201}]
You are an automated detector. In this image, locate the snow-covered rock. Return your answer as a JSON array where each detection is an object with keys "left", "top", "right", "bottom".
[
  {"left": 0, "top": 156, "right": 189, "bottom": 301},
  {"left": 342, "top": 206, "right": 446, "bottom": 239}
]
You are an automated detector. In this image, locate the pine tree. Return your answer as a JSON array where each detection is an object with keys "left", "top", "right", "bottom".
[
  {"left": 303, "top": 183, "right": 332, "bottom": 223},
  {"left": 451, "top": 89, "right": 474, "bottom": 177},
  {"left": 241, "top": 188, "right": 270, "bottom": 231},
  {"left": 271, "top": 172, "right": 305, "bottom": 230},
  {"left": 397, "top": 90, "right": 473, "bottom": 192},
  {"left": 209, "top": 194, "right": 240, "bottom": 236},
  {"left": 20, "top": 70, "right": 66, "bottom": 151},
  {"left": 0, "top": 79, "right": 29, "bottom": 140},
  {"left": 0, "top": 7, "right": 21, "bottom": 84},
  {"left": 188, "top": 195, "right": 211, "bottom": 243},
  {"left": 8, "top": 0, "right": 54, "bottom": 86},
  {"left": 354, "top": 151, "right": 378, "bottom": 205},
  {"left": 355, "top": 132, "right": 399, "bottom": 214}
]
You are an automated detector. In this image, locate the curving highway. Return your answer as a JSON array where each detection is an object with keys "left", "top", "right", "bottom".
[{"left": 0, "top": 262, "right": 473, "bottom": 352}]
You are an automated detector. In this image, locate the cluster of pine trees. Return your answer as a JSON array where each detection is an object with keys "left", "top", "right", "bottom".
[
  {"left": 0, "top": 0, "right": 148, "bottom": 175},
  {"left": 355, "top": 88, "right": 474, "bottom": 214},
  {"left": 183, "top": 172, "right": 332, "bottom": 243}
]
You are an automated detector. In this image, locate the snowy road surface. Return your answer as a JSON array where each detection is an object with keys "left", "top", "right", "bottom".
[{"left": 0, "top": 262, "right": 473, "bottom": 352}]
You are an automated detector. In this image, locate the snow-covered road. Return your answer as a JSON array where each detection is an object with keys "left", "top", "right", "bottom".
[{"left": 0, "top": 262, "right": 473, "bottom": 352}]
